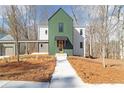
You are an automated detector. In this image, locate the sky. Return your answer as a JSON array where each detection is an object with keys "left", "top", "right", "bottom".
[
  {"left": 32, "top": 5, "right": 88, "bottom": 26},
  {"left": 0, "top": 5, "right": 88, "bottom": 28},
  {"left": 45, "top": 5, "right": 88, "bottom": 26},
  {"left": 0, "top": 5, "right": 123, "bottom": 29}
]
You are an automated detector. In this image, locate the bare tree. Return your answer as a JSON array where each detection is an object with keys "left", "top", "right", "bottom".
[
  {"left": 72, "top": 5, "right": 123, "bottom": 68},
  {"left": 5, "top": 5, "right": 20, "bottom": 62}
]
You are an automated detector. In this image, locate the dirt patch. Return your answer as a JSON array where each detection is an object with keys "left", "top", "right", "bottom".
[
  {"left": 0, "top": 55, "right": 55, "bottom": 82},
  {"left": 68, "top": 56, "right": 124, "bottom": 84}
]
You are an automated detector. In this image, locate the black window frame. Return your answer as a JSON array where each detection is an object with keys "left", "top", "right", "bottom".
[
  {"left": 45, "top": 30, "right": 47, "bottom": 35},
  {"left": 58, "top": 23, "right": 64, "bottom": 32},
  {"left": 41, "top": 44, "right": 43, "bottom": 47},
  {"left": 80, "top": 42, "right": 83, "bottom": 48},
  {"left": 80, "top": 29, "right": 83, "bottom": 35}
]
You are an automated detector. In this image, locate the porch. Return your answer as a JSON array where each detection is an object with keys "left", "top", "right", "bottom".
[{"left": 0, "top": 40, "right": 48, "bottom": 56}]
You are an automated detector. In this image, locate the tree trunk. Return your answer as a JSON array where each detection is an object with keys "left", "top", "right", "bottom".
[
  {"left": 89, "top": 35, "right": 92, "bottom": 57},
  {"left": 15, "top": 40, "right": 19, "bottom": 62},
  {"left": 102, "top": 45, "right": 106, "bottom": 68}
]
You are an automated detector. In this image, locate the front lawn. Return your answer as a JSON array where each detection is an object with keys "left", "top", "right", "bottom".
[
  {"left": 0, "top": 54, "right": 55, "bottom": 82},
  {"left": 68, "top": 56, "right": 124, "bottom": 84}
]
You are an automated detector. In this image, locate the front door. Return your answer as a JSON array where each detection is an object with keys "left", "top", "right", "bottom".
[{"left": 57, "top": 40, "right": 64, "bottom": 52}]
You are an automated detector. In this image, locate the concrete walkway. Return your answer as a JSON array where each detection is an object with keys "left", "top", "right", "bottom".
[
  {"left": 49, "top": 53, "right": 84, "bottom": 88},
  {"left": 0, "top": 80, "right": 49, "bottom": 88}
]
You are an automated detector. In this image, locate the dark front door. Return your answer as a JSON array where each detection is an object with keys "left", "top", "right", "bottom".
[{"left": 57, "top": 40, "right": 64, "bottom": 52}]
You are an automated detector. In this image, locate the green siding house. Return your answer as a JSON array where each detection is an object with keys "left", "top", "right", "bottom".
[{"left": 48, "top": 8, "right": 73, "bottom": 55}]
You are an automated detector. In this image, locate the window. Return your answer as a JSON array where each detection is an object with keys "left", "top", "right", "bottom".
[
  {"left": 80, "top": 29, "right": 83, "bottom": 35},
  {"left": 41, "top": 44, "right": 43, "bottom": 47},
  {"left": 58, "top": 23, "right": 64, "bottom": 32},
  {"left": 45, "top": 30, "right": 47, "bottom": 35},
  {"left": 57, "top": 40, "right": 59, "bottom": 47},
  {"left": 80, "top": 42, "right": 83, "bottom": 48}
]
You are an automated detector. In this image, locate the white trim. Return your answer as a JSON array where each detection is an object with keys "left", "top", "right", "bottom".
[
  {"left": 31, "top": 52, "right": 48, "bottom": 55},
  {"left": 0, "top": 40, "right": 48, "bottom": 43}
]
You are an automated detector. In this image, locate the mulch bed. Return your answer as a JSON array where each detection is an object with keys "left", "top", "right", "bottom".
[
  {"left": 68, "top": 56, "right": 124, "bottom": 84},
  {"left": 0, "top": 55, "right": 56, "bottom": 82}
]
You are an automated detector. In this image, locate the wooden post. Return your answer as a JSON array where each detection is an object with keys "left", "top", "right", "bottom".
[
  {"left": 25, "top": 42, "right": 28, "bottom": 54},
  {"left": 37, "top": 42, "right": 39, "bottom": 53}
]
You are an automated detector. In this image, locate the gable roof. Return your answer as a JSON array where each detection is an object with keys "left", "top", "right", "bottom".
[
  {"left": 0, "top": 35, "right": 14, "bottom": 41},
  {"left": 48, "top": 8, "right": 73, "bottom": 21},
  {"left": 0, "top": 32, "right": 14, "bottom": 41},
  {"left": 0, "top": 32, "right": 7, "bottom": 39}
]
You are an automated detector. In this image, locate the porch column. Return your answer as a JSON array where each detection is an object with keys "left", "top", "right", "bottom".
[{"left": 37, "top": 42, "right": 39, "bottom": 53}]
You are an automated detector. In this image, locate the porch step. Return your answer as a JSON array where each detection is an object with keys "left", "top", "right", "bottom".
[{"left": 55, "top": 53, "right": 67, "bottom": 61}]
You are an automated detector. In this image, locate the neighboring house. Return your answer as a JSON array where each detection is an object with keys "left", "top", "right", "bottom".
[
  {"left": 73, "top": 27, "right": 85, "bottom": 56},
  {"left": 38, "top": 26, "right": 48, "bottom": 53},
  {"left": 38, "top": 8, "right": 85, "bottom": 56},
  {"left": 0, "top": 33, "right": 15, "bottom": 56}
]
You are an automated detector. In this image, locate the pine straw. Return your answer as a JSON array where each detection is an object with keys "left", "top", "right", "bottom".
[
  {"left": 68, "top": 56, "right": 124, "bottom": 84},
  {"left": 0, "top": 55, "right": 55, "bottom": 82}
]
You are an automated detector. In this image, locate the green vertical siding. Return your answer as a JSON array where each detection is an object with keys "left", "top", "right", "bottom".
[{"left": 48, "top": 8, "right": 73, "bottom": 55}]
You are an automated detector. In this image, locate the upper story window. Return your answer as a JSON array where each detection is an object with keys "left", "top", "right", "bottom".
[
  {"left": 58, "top": 23, "right": 64, "bottom": 32},
  {"left": 80, "top": 42, "right": 83, "bottom": 48},
  {"left": 80, "top": 29, "right": 83, "bottom": 35},
  {"left": 45, "top": 30, "right": 47, "bottom": 35}
]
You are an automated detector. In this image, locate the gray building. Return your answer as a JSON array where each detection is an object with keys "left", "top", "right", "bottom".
[{"left": 0, "top": 33, "right": 15, "bottom": 56}]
